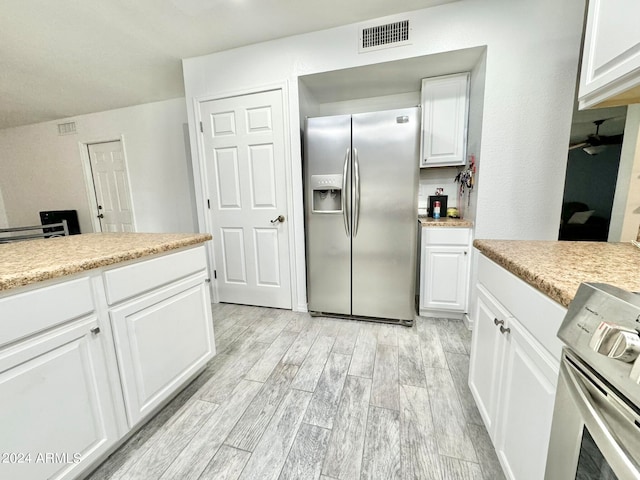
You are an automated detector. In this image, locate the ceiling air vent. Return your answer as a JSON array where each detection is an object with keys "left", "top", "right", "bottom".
[
  {"left": 57, "top": 121, "right": 77, "bottom": 136},
  {"left": 359, "top": 20, "right": 411, "bottom": 53}
]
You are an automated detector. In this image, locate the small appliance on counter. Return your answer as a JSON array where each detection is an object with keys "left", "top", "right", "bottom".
[{"left": 427, "top": 195, "right": 447, "bottom": 218}]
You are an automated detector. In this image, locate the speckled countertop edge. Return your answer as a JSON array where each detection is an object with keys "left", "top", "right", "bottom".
[
  {"left": 419, "top": 216, "right": 473, "bottom": 228},
  {"left": 474, "top": 239, "right": 640, "bottom": 307},
  {"left": 0, "top": 232, "right": 212, "bottom": 291}
]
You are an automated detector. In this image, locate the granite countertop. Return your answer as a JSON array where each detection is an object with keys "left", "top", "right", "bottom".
[
  {"left": 474, "top": 239, "right": 640, "bottom": 307},
  {"left": 0, "top": 232, "right": 212, "bottom": 292},
  {"left": 419, "top": 216, "right": 473, "bottom": 228}
]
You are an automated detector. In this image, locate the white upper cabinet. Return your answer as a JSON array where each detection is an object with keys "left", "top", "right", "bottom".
[
  {"left": 578, "top": 0, "right": 640, "bottom": 109},
  {"left": 420, "top": 73, "right": 469, "bottom": 167}
]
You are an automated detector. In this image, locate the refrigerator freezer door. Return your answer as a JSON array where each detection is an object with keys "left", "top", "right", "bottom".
[
  {"left": 305, "top": 115, "right": 352, "bottom": 315},
  {"left": 351, "top": 108, "right": 419, "bottom": 321}
]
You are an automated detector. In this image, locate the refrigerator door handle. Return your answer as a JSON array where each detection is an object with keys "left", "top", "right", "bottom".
[
  {"left": 353, "top": 148, "right": 361, "bottom": 237},
  {"left": 342, "top": 148, "right": 350, "bottom": 237}
]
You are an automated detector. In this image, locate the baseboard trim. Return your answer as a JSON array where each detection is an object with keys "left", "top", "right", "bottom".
[
  {"left": 418, "top": 308, "right": 465, "bottom": 321},
  {"left": 463, "top": 312, "right": 473, "bottom": 330}
]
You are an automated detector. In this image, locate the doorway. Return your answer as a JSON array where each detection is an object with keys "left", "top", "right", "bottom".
[
  {"left": 199, "top": 89, "right": 292, "bottom": 309},
  {"left": 560, "top": 106, "right": 627, "bottom": 241},
  {"left": 86, "top": 140, "right": 135, "bottom": 232}
]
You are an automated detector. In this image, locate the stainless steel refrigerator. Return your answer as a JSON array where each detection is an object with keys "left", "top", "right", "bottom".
[{"left": 304, "top": 107, "right": 419, "bottom": 326}]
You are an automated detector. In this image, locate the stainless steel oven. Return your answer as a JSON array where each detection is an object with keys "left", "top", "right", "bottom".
[{"left": 545, "top": 283, "right": 640, "bottom": 480}]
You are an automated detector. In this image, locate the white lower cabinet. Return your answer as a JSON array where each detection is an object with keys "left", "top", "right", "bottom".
[
  {"left": 0, "top": 316, "right": 118, "bottom": 480},
  {"left": 419, "top": 227, "right": 470, "bottom": 317},
  {"left": 0, "top": 244, "right": 214, "bottom": 480},
  {"left": 423, "top": 246, "right": 468, "bottom": 311},
  {"left": 494, "top": 318, "right": 557, "bottom": 480},
  {"left": 110, "top": 273, "right": 214, "bottom": 427},
  {"left": 469, "top": 254, "right": 563, "bottom": 480},
  {"left": 468, "top": 286, "right": 508, "bottom": 436}
]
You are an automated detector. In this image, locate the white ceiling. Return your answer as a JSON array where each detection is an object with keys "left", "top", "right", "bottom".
[
  {"left": 0, "top": 0, "right": 457, "bottom": 130},
  {"left": 569, "top": 105, "right": 627, "bottom": 145}
]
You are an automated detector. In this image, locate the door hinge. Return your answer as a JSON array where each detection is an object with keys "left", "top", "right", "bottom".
[
  {"left": 207, "top": 199, "right": 211, "bottom": 209},
  {"left": 200, "top": 121, "right": 203, "bottom": 133},
  {"left": 214, "top": 270, "right": 217, "bottom": 279}
]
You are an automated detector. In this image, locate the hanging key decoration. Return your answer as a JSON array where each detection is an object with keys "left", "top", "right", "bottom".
[{"left": 454, "top": 155, "right": 476, "bottom": 214}]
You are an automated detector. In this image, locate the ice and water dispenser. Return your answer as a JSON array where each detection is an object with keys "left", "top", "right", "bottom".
[{"left": 311, "top": 174, "right": 343, "bottom": 213}]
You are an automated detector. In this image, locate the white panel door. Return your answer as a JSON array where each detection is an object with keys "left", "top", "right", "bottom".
[
  {"left": 87, "top": 141, "right": 134, "bottom": 232},
  {"left": 200, "top": 89, "right": 291, "bottom": 308}
]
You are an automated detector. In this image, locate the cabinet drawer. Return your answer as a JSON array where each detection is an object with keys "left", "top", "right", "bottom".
[
  {"left": 103, "top": 246, "right": 207, "bottom": 305},
  {"left": 477, "top": 253, "right": 566, "bottom": 361},
  {"left": 0, "top": 277, "right": 94, "bottom": 347},
  {"left": 423, "top": 227, "right": 470, "bottom": 246}
]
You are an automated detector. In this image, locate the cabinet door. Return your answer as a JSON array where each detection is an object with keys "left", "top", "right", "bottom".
[
  {"left": 579, "top": 0, "right": 640, "bottom": 108},
  {"left": 468, "top": 286, "right": 508, "bottom": 440},
  {"left": 421, "top": 245, "right": 468, "bottom": 311},
  {"left": 494, "top": 318, "right": 558, "bottom": 480},
  {"left": 421, "top": 73, "right": 469, "bottom": 167},
  {"left": 110, "top": 274, "right": 214, "bottom": 427},
  {"left": 0, "top": 317, "right": 118, "bottom": 480}
]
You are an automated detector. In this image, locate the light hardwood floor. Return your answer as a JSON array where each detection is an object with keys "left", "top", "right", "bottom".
[{"left": 87, "top": 304, "right": 505, "bottom": 480}]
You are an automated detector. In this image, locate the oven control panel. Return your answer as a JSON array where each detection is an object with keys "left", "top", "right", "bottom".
[
  {"left": 589, "top": 321, "right": 640, "bottom": 363},
  {"left": 558, "top": 283, "right": 640, "bottom": 403}
]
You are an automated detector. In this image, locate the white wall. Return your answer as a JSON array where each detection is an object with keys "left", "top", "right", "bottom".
[
  {"left": 313, "top": 92, "right": 419, "bottom": 117},
  {"left": 418, "top": 168, "right": 459, "bottom": 211},
  {"left": 0, "top": 98, "right": 197, "bottom": 234},
  {"left": 465, "top": 50, "right": 487, "bottom": 225},
  {"left": 183, "top": 0, "right": 585, "bottom": 310},
  {"left": 464, "top": 50, "right": 487, "bottom": 326}
]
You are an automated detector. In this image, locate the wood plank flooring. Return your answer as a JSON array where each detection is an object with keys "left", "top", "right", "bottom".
[{"left": 87, "top": 304, "right": 505, "bottom": 480}]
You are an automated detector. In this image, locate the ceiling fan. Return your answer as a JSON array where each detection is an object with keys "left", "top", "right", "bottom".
[{"left": 569, "top": 119, "right": 624, "bottom": 155}]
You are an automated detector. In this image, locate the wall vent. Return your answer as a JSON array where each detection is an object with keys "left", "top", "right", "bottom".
[
  {"left": 359, "top": 20, "right": 411, "bottom": 52},
  {"left": 57, "top": 121, "right": 77, "bottom": 135}
]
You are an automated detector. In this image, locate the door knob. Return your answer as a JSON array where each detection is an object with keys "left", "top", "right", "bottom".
[
  {"left": 499, "top": 325, "right": 511, "bottom": 335},
  {"left": 97, "top": 213, "right": 104, "bottom": 219},
  {"left": 270, "top": 215, "right": 285, "bottom": 224}
]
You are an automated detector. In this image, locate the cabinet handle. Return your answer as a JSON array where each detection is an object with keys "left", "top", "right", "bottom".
[
  {"left": 90, "top": 327, "right": 101, "bottom": 335},
  {"left": 464, "top": 251, "right": 468, "bottom": 255},
  {"left": 493, "top": 318, "right": 504, "bottom": 326},
  {"left": 499, "top": 325, "right": 511, "bottom": 335}
]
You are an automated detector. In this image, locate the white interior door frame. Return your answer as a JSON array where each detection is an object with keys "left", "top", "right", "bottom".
[
  {"left": 193, "top": 82, "right": 300, "bottom": 309},
  {"left": 78, "top": 135, "right": 137, "bottom": 233}
]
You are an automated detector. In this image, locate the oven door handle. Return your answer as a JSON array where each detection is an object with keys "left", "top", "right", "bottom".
[{"left": 563, "top": 359, "right": 640, "bottom": 479}]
